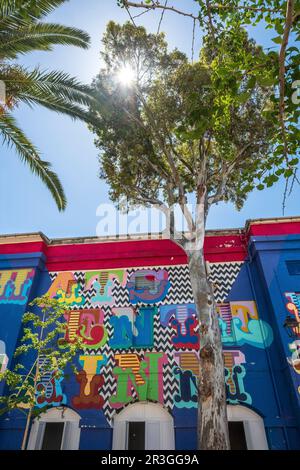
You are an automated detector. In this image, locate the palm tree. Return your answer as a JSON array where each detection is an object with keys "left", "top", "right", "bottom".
[{"left": 0, "top": 0, "right": 100, "bottom": 210}]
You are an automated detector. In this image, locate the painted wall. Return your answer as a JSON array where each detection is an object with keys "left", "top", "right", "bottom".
[{"left": 0, "top": 226, "right": 300, "bottom": 450}]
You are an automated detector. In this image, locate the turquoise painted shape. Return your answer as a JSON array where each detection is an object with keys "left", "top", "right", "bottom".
[{"left": 220, "top": 317, "right": 273, "bottom": 348}]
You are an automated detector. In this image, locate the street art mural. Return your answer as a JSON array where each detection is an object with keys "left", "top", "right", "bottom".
[
  {"left": 73, "top": 355, "right": 107, "bottom": 409},
  {"left": 85, "top": 270, "right": 127, "bottom": 306},
  {"left": 35, "top": 266, "right": 274, "bottom": 422},
  {"left": 174, "top": 353, "right": 199, "bottom": 408},
  {"left": 35, "top": 356, "right": 67, "bottom": 408},
  {"left": 109, "top": 306, "right": 155, "bottom": 349},
  {"left": 217, "top": 301, "right": 273, "bottom": 348},
  {"left": 0, "top": 269, "right": 34, "bottom": 305},
  {"left": 62, "top": 309, "right": 108, "bottom": 350},
  {"left": 160, "top": 304, "right": 199, "bottom": 350},
  {"left": 47, "top": 272, "right": 84, "bottom": 307},
  {"left": 110, "top": 352, "right": 166, "bottom": 408},
  {"left": 284, "top": 293, "right": 300, "bottom": 385},
  {"left": 224, "top": 350, "right": 251, "bottom": 405},
  {"left": 126, "top": 269, "right": 170, "bottom": 304}
]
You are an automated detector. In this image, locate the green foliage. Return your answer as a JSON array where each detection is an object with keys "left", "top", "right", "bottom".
[
  {"left": 120, "top": 1, "right": 300, "bottom": 208},
  {"left": 0, "top": 296, "right": 83, "bottom": 417},
  {"left": 0, "top": 0, "right": 101, "bottom": 211}
]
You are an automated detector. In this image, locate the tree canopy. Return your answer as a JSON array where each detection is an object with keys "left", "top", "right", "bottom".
[
  {"left": 120, "top": 0, "right": 300, "bottom": 207},
  {"left": 89, "top": 21, "right": 282, "bottom": 236}
]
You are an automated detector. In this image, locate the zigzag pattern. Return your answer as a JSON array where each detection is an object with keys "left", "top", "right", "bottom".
[
  {"left": 208, "top": 262, "right": 244, "bottom": 303},
  {"left": 48, "top": 261, "right": 243, "bottom": 425}
]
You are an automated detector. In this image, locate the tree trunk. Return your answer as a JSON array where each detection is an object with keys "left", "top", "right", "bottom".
[
  {"left": 21, "top": 407, "right": 33, "bottom": 450},
  {"left": 187, "top": 248, "right": 230, "bottom": 450}
]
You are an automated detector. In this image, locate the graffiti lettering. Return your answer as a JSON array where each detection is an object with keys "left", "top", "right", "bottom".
[
  {"left": 110, "top": 352, "right": 166, "bottom": 408},
  {"left": 62, "top": 309, "right": 108, "bottom": 350},
  {"left": 0, "top": 269, "right": 34, "bottom": 305},
  {"left": 72, "top": 355, "right": 106, "bottom": 409},
  {"left": 160, "top": 304, "right": 199, "bottom": 349}
]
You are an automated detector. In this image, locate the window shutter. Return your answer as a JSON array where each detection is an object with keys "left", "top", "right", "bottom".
[
  {"left": 61, "top": 421, "right": 79, "bottom": 450},
  {"left": 146, "top": 421, "right": 160, "bottom": 450},
  {"left": 34, "top": 422, "right": 46, "bottom": 450}
]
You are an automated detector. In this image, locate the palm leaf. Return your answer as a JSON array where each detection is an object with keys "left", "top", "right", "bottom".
[
  {"left": 0, "top": 112, "right": 66, "bottom": 210},
  {"left": 0, "top": 22, "right": 90, "bottom": 59},
  {"left": 1, "top": 66, "right": 102, "bottom": 126},
  {"left": 0, "top": 1, "right": 67, "bottom": 21}
]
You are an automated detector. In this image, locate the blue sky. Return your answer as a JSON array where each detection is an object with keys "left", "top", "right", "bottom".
[{"left": 1, "top": 0, "right": 299, "bottom": 239}]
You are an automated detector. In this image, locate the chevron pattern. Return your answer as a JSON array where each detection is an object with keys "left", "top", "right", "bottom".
[
  {"left": 208, "top": 262, "right": 244, "bottom": 303},
  {"left": 49, "top": 261, "right": 243, "bottom": 425}
]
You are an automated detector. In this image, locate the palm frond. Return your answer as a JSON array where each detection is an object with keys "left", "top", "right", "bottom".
[
  {"left": 1, "top": 66, "right": 102, "bottom": 126},
  {"left": 0, "top": 112, "right": 66, "bottom": 210},
  {"left": 0, "top": 22, "right": 90, "bottom": 59},
  {"left": 0, "top": 1, "right": 67, "bottom": 21}
]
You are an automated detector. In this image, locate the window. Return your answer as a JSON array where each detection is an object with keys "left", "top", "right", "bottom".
[
  {"left": 27, "top": 407, "right": 81, "bottom": 450},
  {"left": 41, "top": 422, "right": 65, "bottom": 450},
  {"left": 113, "top": 403, "right": 175, "bottom": 450},
  {"left": 227, "top": 405, "right": 268, "bottom": 450},
  {"left": 229, "top": 421, "right": 247, "bottom": 450},
  {"left": 127, "top": 421, "right": 145, "bottom": 450}
]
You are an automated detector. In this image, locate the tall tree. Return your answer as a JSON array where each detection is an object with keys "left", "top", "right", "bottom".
[
  {"left": 120, "top": 0, "right": 300, "bottom": 204},
  {"left": 89, "top": 21, "right": 282, "bottom": 449},
  {"left": 0, "top": 0, "right": 101, "bottom": 210}
]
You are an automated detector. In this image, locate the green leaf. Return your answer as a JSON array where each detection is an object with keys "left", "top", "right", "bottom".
[{"left": 271, "top": 36, "right": 282, "bottom": 44}]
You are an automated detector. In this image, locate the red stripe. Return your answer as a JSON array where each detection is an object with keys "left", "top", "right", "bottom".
[{"left": 0, "top": 236, "right": 247, "bottom": 268}]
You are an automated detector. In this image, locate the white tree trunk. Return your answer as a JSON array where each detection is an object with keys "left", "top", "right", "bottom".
[{"left": 187, "top": 248, "right": 230, "bottom": 450}]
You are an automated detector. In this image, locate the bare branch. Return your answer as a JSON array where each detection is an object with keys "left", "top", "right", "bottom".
[
  {"left": 123, "top": 0, "right": 279, "bottom": 21},
  {"left": 278, "top": 0, "right": 295, "bottom": 161},
  {"left": 123, "top": 1, "right": 199, "bottom": 20},
  {"left": 157, "top": 0, "right": 168, "bottom": 34}
]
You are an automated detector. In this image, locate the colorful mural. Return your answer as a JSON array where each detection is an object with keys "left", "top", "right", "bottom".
[
  {"left": 224, "top": 350, "right": 251, "bottom": 405},
  {"left": 218, "top": 301, "right": 273, "bottom": 348},
  {"left": 85, "top": 270, "right": 127, "bottom": 306},
  {"left": 284, "top": 293, "right": 300, "bottom": 381},
  {"left": 160, "top": 304, "right": 199, "bottom": 349},
  {"left": 109, "top": 306, "right": 155, "bottom": 349},
  {"left": 126, "top": 269, "right": 170, "bottom": 304},
  {"left": 2, "top": 222, "right": 300, "bottom": 450},
  {"left": 72, "top": 355, "right": 106, "bottom": 409},
  {"left": 35, "top": 356, "right": 66, "bottom": 408},
  {"left": 110, "top": 352, "right": 166, "bottom": 408},
  {"left": 41, "top": 267, "right": 274, "bottom": 420},
  {"left": 62, "top": 309, "right": 108, "bottom": 350},
  {"left": 0, "top": 269, "right": 34, "bottom": 305}
]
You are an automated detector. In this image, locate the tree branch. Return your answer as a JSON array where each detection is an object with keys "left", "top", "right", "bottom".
[
  {"left": 278, "top": 0, "right": 295, "bottom": 161},
  {"left": 123, "top": 1, "right": 199, "bottom": 20}
]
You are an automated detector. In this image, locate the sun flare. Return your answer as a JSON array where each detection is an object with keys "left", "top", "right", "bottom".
[{"left": 117, "top": 64, "right": 135, "bottom": 86}]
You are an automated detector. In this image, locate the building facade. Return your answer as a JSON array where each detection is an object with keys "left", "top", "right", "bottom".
[{"left": 0, "top": 217, "right": 300, "bottom": 450}]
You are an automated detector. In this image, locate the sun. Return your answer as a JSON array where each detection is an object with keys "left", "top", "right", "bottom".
[{"left": 117, "top": 64, "right": 135, "bottom": 86}]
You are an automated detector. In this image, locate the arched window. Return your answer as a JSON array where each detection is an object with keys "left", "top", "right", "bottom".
[
  {"left": 227, "top": 405, "right": 268, "bottom": 450},
  {"left": 27, "top": 407, "right": 81, "bottom": 450},
  {"left": 113, "top": 402, "right": 175, "bottom": 451}
]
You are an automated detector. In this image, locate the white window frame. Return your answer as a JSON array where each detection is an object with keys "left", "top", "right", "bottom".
[
  {"left": 27, "top": 407, "right": 81, "bottom": 450},
  {"left": 227, "top": 405, "right": 269, "bottom": 450},
  {"left": 113, "top": 402, "right": 175, "bottom": 451}
]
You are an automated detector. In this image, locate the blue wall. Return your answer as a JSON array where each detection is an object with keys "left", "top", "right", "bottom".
[{"left": 1, "top": 235, "right": 300, "bottom": 450}]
